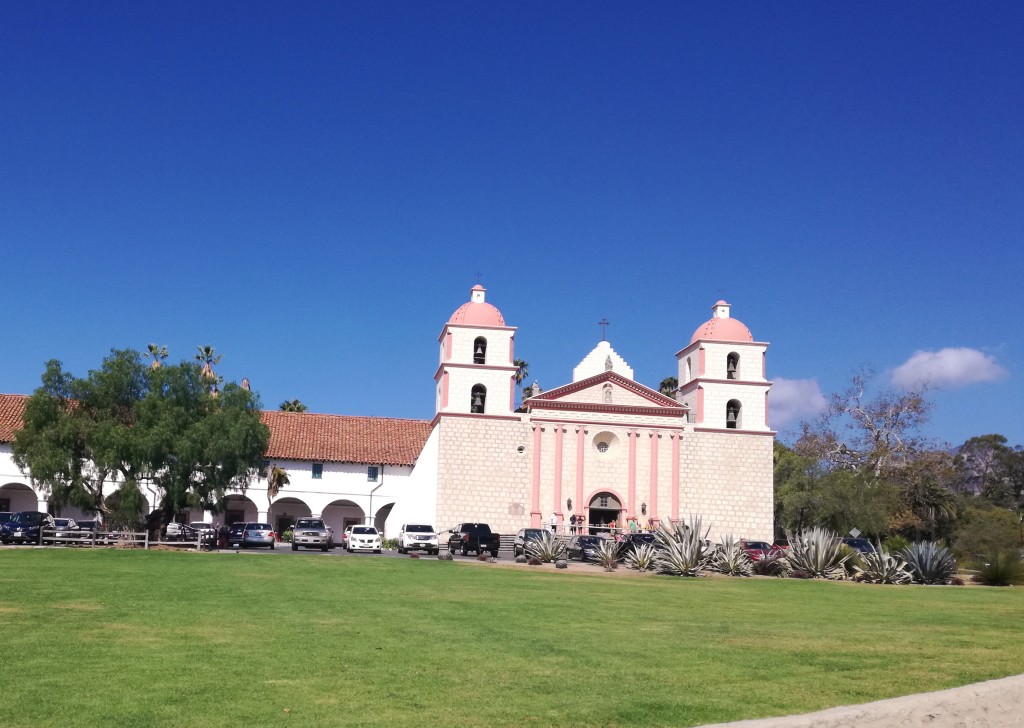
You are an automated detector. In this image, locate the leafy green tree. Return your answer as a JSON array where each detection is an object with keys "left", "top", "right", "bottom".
[
  {"left": 279, "top": 399, "right": 308, "bottom": 412},
  {"left": 12, "top": 348, "right": 269, "bottom": 524},
  {"left": 266, "top": 465, "right": 290, "bottom": 501},
  {"left": 952, "top": 504, "right": 1020, "bottom": 557},
  {"left": 954, "top": 434, "right": 1024, "bottom": 508}
]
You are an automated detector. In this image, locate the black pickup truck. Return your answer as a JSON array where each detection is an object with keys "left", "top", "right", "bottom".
[{"left": 447, "top": 523, "right": 501, "bottom": 557}]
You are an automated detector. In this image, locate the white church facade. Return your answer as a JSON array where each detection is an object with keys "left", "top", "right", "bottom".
[{"left": 0, "top": 286, "right": 775, "bottom": 542}]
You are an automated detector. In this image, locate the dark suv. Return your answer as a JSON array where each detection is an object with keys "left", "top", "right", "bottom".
[
  {"left": 617, "top": 532, "right": 662, "bottom": 556},
  {"left": 1, "top": 511, "right": 56, "bottom": 545}
]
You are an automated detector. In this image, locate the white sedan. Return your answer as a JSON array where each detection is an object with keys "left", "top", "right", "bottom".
[{"left": 347, "top": 525, "right": 382, "bottom": 553}]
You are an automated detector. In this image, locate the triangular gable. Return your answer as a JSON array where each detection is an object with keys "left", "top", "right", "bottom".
[{"left": 526, "top": 371, "right": 682, "bottom": 411}]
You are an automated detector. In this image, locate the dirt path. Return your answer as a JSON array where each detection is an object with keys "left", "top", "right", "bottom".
[{"left": 696, "top": 673, "right": 1024, "bottom": 728}]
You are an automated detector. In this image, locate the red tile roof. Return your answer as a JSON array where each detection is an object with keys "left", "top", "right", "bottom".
[
  {"left": 0, "top": 394, "right": 27, "bottom": 443},
  {"left": 0, "top": 394, "right": 432, "bottom": 466},
  {"left": 261, "top": 411, "right": 432, "bottom": 466}
]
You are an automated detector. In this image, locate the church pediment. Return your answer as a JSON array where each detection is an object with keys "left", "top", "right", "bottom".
[{"left": 524, "top": 371, "right": 682, "bottom": 412}]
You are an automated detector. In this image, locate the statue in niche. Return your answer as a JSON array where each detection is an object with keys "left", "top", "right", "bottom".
[{"left": 604, "top": 355, "right": 613, "bottom": 372}]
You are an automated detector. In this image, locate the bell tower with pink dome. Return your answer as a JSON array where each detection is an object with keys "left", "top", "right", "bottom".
[
  {"left": 675, "top": 300, "right": 772, "bottom": 432},
  {"left": 435, "top": 284, "right": 517, "bottom": 416}
]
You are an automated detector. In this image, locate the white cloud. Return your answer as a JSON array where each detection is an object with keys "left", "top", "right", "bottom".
[
  {"left": 769, "top": 378, "right": 828, "bottom": 429},
  {"left": 891, "top": 348, "right": 1007, "bottom": 390}
]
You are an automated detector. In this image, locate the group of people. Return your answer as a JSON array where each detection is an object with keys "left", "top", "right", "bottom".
[
  {"left": 548, "top": 513, "right": 657, "bottom": 535},
  {"left": 548, "top": 511, "right": 659, "bottom": 536}
]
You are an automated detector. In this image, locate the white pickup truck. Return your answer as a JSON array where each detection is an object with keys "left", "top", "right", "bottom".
[{"left": 397, "top": 524, "right": 439, "bottom": 555}]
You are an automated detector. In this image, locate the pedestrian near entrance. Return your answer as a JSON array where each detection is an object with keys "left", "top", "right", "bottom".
[
  {"left": 569, "top": 513, "right": 577, "bottom": 534},
  {"left": 549, "top": 512, "right": 557, "bottom": 533}
]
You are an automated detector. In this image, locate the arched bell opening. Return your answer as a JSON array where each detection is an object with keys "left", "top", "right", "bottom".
[
  {"left": 471, "top": 384, "right": 487, "bottom": 414},
  {"left": 726, "top": 399, "right": 742, "bottom": 429}
]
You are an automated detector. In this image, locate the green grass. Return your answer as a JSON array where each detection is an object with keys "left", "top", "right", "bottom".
[{"left": 1, "top": 550, "right": 1022, "bottom": 728}]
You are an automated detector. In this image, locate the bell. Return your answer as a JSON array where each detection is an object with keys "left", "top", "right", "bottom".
[
  {"left": 475, "top": 345, "right": 484, "bottom": 357},
  {"left": 727, "top": 358, "right": 737, "bottom": 377},
  {"left": 472, "top": 393, "right": 483, "bottom": 409},
  {"left": 727, "top": 409, "right": 737, "bottom": 424}
]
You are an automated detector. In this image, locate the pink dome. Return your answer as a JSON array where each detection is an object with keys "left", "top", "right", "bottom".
[
  {"left": 690, "top": 301, "right": 753, "bottom": 343},
  {"left": 448, "top": 286, "right": 506, "bottom": 326}
]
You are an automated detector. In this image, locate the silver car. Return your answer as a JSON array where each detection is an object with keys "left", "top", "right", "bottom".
[
  {"left": 291, "top": 517, "right": 334, "bottom": 552},
  {"left": 241, "top": 522, "right": 276, "bottom": 549}
]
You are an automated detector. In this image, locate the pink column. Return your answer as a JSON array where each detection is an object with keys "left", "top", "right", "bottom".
[
  {"left": 553, "top": 425, "right": 564, "bottom": 530},
  {"left": 649, "top": 432, "right": 659, "bottom": 525},
  {"left": 671, "top": 432, "right": 680, "bottom": 523},
  {"left": 575, "top": 426, "right": 585, "bottom": 528},
  {"left": 627, "top": 429, "right": 637, "bottom": 517},
  {"left": 531, "top": 424, "right": 542, "bottom": 527}
]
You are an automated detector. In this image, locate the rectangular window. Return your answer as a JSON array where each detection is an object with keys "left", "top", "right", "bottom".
[
  {"left": 312, "top": 463, "right": 323, "bottom": 479},
  {"left": 367, "top": 466, "right": 379, "bottom": 482}
]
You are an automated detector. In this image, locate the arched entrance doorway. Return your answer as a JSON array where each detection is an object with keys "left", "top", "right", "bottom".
[
  {"left": 374, "top": 503, "right": 394, "bottom": 534},
  {"left": 268, "top": 497, "right": 311, "bottom": 538},
  {"left": 222, "top": 494, "right": 258, "bottom": 526},
  {"left": 0, "top": 483, "right": 41, "bottom": 514},
  {"left": 588, "top": 492, "right": 622, "bottom": 534},
  {"left": 323, "top": 499, "right": 365, "bottom": 538}
]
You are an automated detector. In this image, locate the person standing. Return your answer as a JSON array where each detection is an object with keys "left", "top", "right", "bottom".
[
  {"left": 550, "top": 512, "right": 557, "bottom": 533},
  {"left": 569, "top": 513, "right": 577, "bottom": 535}
]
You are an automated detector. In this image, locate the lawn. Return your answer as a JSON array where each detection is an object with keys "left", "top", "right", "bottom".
[{"left": 0, "top": 550, "right": 1022, "bottom": 728}]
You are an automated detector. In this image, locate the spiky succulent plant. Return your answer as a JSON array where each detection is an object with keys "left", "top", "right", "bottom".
[
  {"left": 594, "top": 538, "right": 620, "bottom": 571},
  {"left": 899, "top": 542, "right": 957, "bottom": 585},
  {"left": 852, "top": 542, "right": 912, "bottom": 584},
  {"left": 750, "top": 549, "right": 788, "bottom": 577},
  {"left": 654, "top": 516, "right": 715, "bottom": 577},
  {"left": 783, "top": 527, "right": 850, "bottom": 580},
  {"left": 623, "top": 543, "right": 659, "bottom": 572},
  {"left": 525, "top": 530, "right": 566, "bottom": 563},
  {"left": 713, "top": 535, "right": 753, "bottom": 577}
]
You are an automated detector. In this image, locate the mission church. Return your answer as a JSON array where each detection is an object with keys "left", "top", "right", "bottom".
[{"left": 0, "top": 286, "right": 775, "bottom": 541}]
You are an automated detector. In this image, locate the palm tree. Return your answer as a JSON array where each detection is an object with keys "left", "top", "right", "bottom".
[
  {"left": 144, "top": 344, "right": 168, "bottom": 370},
  {"left": 514, "top": 359, "right": 529, "bottom": 401},
  {"left": 279, "top": 399, "right": 308, "bottom": 413},
  {"left": 659, "top": 376, "right": 678, "bottom": 398},
  {"left": 194, "top": 345, "right": 223, "bottom": 388},
  {"left": 266, "top": 465, "right": 290, "bottom": 501}
]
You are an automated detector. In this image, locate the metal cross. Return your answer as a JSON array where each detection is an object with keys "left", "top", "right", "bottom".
[
  {"left": 475, "top": 272, "right": 483, "bottom": 284},
  {"left": 598, "top": 318, "right": 610, "bottom": 340}
]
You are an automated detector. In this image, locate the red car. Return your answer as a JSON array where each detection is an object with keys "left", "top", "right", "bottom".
[{"left": 739, "top": 540, "right": 774, "bottom": 560}]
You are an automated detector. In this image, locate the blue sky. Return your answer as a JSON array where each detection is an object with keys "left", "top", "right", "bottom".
[{"left": 2, "top": 2, "right": 1021, "bottom": 448}]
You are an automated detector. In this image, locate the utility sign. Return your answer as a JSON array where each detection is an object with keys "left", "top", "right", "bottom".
[{"left": 849, "top": 528, "right": 861, "bottom": 538}]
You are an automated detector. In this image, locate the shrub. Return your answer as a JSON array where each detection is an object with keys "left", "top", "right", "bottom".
[
  {"left": 852, "top": 542, "right": 912, "bottom": 584},
  {"left": 784, "top": 527, "right": 850, "bottom": 580},
  {"left": 526, "top": 531, "right": 566, "bottom": 563},
  {"left": 713, "top": 535, "right": 752, "bottom": 577},
  {"left": 970, "top": 551, "right": 1024, "bottom": 586},
  {"left": 751, "top": 550, "right": 788, "bottom": 577},
  {"left": 654, "top": 516, "right": 714, "bottom": 577},
  {"left": 514, "top": 554, "right": 527, "bottom": 564},
  {"left": 883, "top": 535, "right": 911, "bottom": 553},
  {"left": 595, "top": 539, "right": 620, "bottom": 572},
  {"left": 623, "top": 543, "right": 659, "bottom": 572},
  {"left": 953, "top": 506, "right": 1019, "bottom": 558},
  {"left": 527, "top": 556, "right": 542, "bottom": 566},
  {"left": 380, "top": 538, "right": 399, "bottom": 550},
  {"left": 555, "top": 560, "right": 568, "bottom": 569},
  {"left": 900, "top": 542, "right": 957, "bottom": 585},
  {"left": 280, "top": 529, "right": 293, "bottom": 543}
]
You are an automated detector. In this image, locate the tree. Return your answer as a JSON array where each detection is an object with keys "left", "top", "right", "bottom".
[
  {"left": 797, "top": 370, "right": 932, "bottom": 478},
  {"left": 144, "top": 344, "right": 168, "bottom": 370},
  {"left": 12, "top": 348, "right": 269, "bottom": 523},
  {"left": 279, "top": 399, "right": 308, "bottom": 413},
  {"left": 659, "top": 377, "right": 678, "bottom": 398},
  {"left": 194, "top": 345, "right": 223, "bottom": 392},
  {"left": 954, "top": 434, "right": 1024, "bottom": 507},
  {"left": 266, "top": 465, "right": 290, "bottom": 501},
  {"left": 513, "top": 359, "right": 530, "bottom": 403}
]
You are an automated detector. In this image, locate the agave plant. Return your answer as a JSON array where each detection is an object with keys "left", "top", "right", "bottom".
[
  {"left": 623, "top": 543, "right": 659, "bottom": 572},
  {"left": 783, "top": 527, "right": 850, "bottom": 580},
  {"left": 899, "top": 542, "right": 957, "bottom": 585},
  {"left": 852, "top": 542, "right": 912, "bottom": 584},
  {"left": 525, "top": 531, "right": 566, "bottom": 563},
  {"left": 654, "top": 516, "right": 715, "bottom": 577},
  {"left": 713, "top": 535, "right": 753, "bottom": 577},
  {"left": 750, "top": 550, "right": 788, "bottom": 577},
  {"left": 593, "top": 538, "right": 620, "bottom": 571}
]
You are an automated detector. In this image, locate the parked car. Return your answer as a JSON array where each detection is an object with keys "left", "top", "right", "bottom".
[
  {"left": 770, "top": 538, "right": 789, "bottom": 554},
  {"left": 1, "top": 511, "right": 56, "bottom": 544},
  {"left": 513, "top": 528, "right": 548, "bottom": 557},
  {"left": 617, "top": 532, "right": 662, "bottom": 556},
  {"left": 75, "top": 519, "right": 102, "bottom": 542},
  {"left": 842, "top": 537, "right": 876, "bottom": 554},
  {"left": 566, "top": 535, "right": 606, "bottom": 561},
  {"left": 165, "top": 522, "right": 198, "bottom": 542},
  {"left": 397, "top": 524, "right": 439, "bottom": 554},
  {"left": 227, "top": 522, "right": 246, "bottom": 548},
  {"left": 291, "top": 517, "right": 334, "bottom": 551},
  {"left": 241, "top": 523, "right": 276, "bottom": 549},
  {"left": 448, "top": 523, "right": 501, "bottom": 557},
  {"left": 52, "top": 518, "right": 80, "bottom": 544},
  {"left": 347, "top": 525, "right": 381, "bottom": 553},
  {"left": 739, "top": 540, "right": 773, "bottom": 560},
  {"left": 0, "top": 512, "right": 13, "bottom": 527}
]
